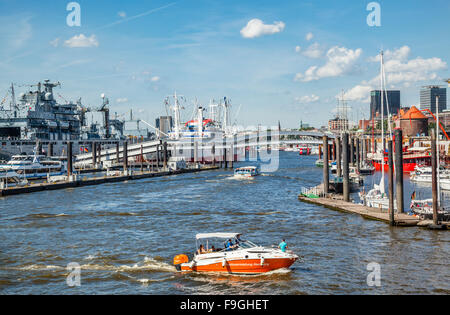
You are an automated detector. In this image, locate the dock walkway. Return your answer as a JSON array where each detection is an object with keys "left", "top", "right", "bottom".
[
  {"left": 0, "top": 166, "right": 219, "bottom": 197},
  {"left": 299, "top": 194, "right": 422, "bottom": 227}
]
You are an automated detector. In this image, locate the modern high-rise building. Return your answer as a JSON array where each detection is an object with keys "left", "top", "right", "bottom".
[
  {"left": 370, "top": 90, "right": 401, "bottom": 119},
  {"left": 420, "top": 85, "right": 447, "bottom": 113},
  {"left": 155, "top": 116, "right": 173, "bottom": 138}
]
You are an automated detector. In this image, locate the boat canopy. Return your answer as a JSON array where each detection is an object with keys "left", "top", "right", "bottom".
[{"left": 196, "top": 233, "right": 241, "bottom": 240}]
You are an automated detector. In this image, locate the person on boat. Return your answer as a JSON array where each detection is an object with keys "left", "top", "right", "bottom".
[
  {"left": 197, "top": 244, "right": 207, "bottom": 255},
  {"left": 209, "top": 245, "right": 216, "bottom": 253},
  {"left": 225, "top": 239, "right": 234, "bottom": 251},
  {"left": 279, "top": 239, "right": 288, "bottom": 252}
]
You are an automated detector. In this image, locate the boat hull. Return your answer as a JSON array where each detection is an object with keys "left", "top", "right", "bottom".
[{"left": 180, "top": 257, "right": 297, "bottom": 274}]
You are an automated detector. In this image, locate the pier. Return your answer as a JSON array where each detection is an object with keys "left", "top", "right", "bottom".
[
  {"left": 298, "top": 193, "right": 422, "bottom": 227},
  {"left": 0, "top": 165, "right": 219, "bottom": 197}
]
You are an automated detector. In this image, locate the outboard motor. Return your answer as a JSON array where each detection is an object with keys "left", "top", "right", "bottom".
[{"left": 173, "top": 254, "right": 189, "bottom": 271}]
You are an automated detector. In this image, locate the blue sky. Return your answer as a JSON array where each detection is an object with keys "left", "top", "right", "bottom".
[{"left": 0, "top": 0, "right": 448, "bottom": 128}]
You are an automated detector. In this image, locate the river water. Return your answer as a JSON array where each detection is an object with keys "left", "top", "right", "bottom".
[{"left": 0, "top": 152, "right": 448, "bottom": 294}]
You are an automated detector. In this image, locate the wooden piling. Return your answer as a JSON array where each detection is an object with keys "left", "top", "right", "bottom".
[
  {"left": 356, "top": 138, "right": 360, "bottom": 173},
  {"left": 116, "top": 142, "right": 119, "bottom": 164},
  {"left": 156, "top": 142, "right": 160, "bottom": 170},
  {"left": 388, "top": 140, "right": 395, "bottom": 226},
  {"left": 336, "top": 136, "right": 342, "bottom": 177},
  {"left": 431, "top": 129, "right": 439, "bottom": 225},
  {"left": 140, "top": 145, "right": 144, "bottom": 172},
  {"left": 350, "top": 137, "right": 354, "bottom": 166},
  {"left": 212, "top": 144, "right": 216, "bottom": 166},
  {"left": 67, "top": 142, "right": 73, "bottom": 177},
  {"left": 48, "top": 143, "right": 53, "bottom": 157},
  {"left": 97, "top": 143, "right": 101, "bottom": 166},
  {"left": 92, "top": 141, "right": 97, "bottom": 167},
  {"left": 332, "top": 140, "right": 336, "bottom": 161},
  {"left": 342, "top": 133, "right": 349, "bottom": 202},
  {"left": 223, "top": 139, "right": 228, "bottom": 169},
  {"left": 163, "top": 142, "right": 168, "bottom": 170},
  {"left": 323, "top": 136, "right": 329, "bottom": 194},
  {"left": 123, "top": 141, "right": 128, "bottom": 173},
  {"left": 394, "top": 129, "right": 404, "bottom": 213}
]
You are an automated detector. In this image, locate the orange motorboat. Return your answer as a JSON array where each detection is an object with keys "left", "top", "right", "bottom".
[{"left": 173, "top": 233, "right": 298, "bottom": 274}]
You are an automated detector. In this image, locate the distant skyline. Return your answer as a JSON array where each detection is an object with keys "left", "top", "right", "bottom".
[{"left": 0, "top": 0, "right": 448, "bottom": 128}]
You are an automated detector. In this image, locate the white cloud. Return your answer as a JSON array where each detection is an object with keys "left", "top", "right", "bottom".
[
  {"left": 305, "top": 32, "right": 314, "bottom": 41},
  {"left": 118, "top": 11, "right": 127, "bottom": 18},
  {"left": 344, "top": 46, "right": 447, "bottom": 102},
  {"left": 64, "top": 34, "right": 99, "bottom": 48},
  {"left": 116, "top": 98, "right": 128, "bottom": 103},
  {"left": 240, "top": 19, "right": 285, "bottom": 38},
  {"left": 295, "top": 94, "right": 320, "bottom": 103},
  {"left": 342, "top": 84, "right": 372, "bottom": 103},
  {"left": 302, "top": 42, "right": 323, "bottom": 59},
  {"left": 295, "top": 46, "right": 301, "bottom": 53},
  {"left": 295, "top": 46, "right": 363, "bottom": 82},
  {"left": 49, "top": 38, "right": 60, "bottom": 47}
]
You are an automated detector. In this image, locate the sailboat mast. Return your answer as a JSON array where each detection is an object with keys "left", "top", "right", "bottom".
[
  {"left": 380, "top": 50, "right": 385, "bottom": 194},
  {"left": 436, "top": 95, "right": 441, "bottom": 207}
]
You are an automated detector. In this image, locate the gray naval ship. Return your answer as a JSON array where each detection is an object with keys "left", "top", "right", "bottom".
[{"left": 0, "top": 80, "right": 125, "bottom": 159}]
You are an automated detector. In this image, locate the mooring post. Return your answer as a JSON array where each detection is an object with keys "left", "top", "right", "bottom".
[
  {"left": 163, "top": 141, "right": 168, "bottom": 170},
  {"left": 67, "top": 142, "right": 73, "bottom": 180},
  {"left": 48, "top": 143, "right": 53, "bottom": 157},
  {"left": 394, "top": 129, "right": 404, "bottom": 213},
  {"left": 431, "top": 129, "right": 439, "bottom": 225},
  {"left": 342, "top": 133, "right": 349, "bottom": 202},
  {"left": 388, "top": 140, "right": 395, "bottom": 225},
  {"left": 332, "top": 139, "right": 336, "bottom": 161},
  {"left": 212, "top": 143, "right": 216, "bottom": 166},
  {"left": 350, "top": 137, "right": 354, "bottom": 166},
  {"left": 123, "top": 141, "right": 128, "bottom": 175},
  {"left": 336, "top": 136, "right": 342, "bottom": 177},
  {"left": 223, "top": 139, "right": 228, "bottom": 169},
  {"left": 156, "top": 142, "right": 160, "bottom": 171},
  {"left": 356, "top": 138, "right": 360, "bottom": 173},
  {"left": 97, "top": 143, "right": 101, "bottom": 166},
  {"left": 323, "top": 136, "right": 329, "bottom": 194},
  {"left": 92, "top": 141, "right": 97, "bottom": 168},
  {"left": 318, "top": 145, "right": 322, "bottom": 160},
  {"left": 116, "top": 142, "right": 119, "bottom": 164},
  {"left": 140, "top": 145, "right": 144, "bottom": 173}
]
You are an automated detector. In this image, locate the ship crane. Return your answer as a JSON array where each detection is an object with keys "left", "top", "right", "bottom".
[{"left": 98, "top": 94, "right": 110, "bottom": 138}]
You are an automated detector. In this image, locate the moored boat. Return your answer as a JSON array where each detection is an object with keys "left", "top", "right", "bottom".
[{"left": 173, "top": 233, "right": 298, "bottom": 274}]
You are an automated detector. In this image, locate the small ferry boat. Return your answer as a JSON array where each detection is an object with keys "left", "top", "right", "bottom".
[
  {"left": 0, "top": 154, "right": 65, "bottom": 180},
  {"left": 173, "top": 233, "right": 298, "bottom": 274},
  {"left": 233, "top": 166, "right": 259, "bottom": 178}
]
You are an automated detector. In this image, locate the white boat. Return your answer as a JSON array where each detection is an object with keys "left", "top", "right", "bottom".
[
  {"left": 173, "top": 233, "right": 298, "bottom": 274},
  {"left": 359, "top": 184, "right": 396, "bottom": 210},
  {"left": 233, "top": 166, "right": 259, "bottom": 178},
  {"left": 0, "top": 168, "right": 28, "bottom": 187},
  {"left": 410, "top": 166, "right": 450, "bottom": 183},
  {"left": 410, "top": 199, "right": 450, "bottom": 218},
  {"left": 0, "top": 153, "right": 66, "bottom": 180}
]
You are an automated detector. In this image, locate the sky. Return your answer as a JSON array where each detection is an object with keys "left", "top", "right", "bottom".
[{"left": 0, "top": 0, "right": 448, "bottom": 128}]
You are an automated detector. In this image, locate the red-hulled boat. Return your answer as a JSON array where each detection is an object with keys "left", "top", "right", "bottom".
[{"left": 372, "top": 152, "right": 431, "bottom": 173}]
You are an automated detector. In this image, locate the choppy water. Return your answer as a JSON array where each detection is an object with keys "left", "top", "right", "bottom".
[{"left": 0, "top": 152, "right": 448, "bottom": 294}]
